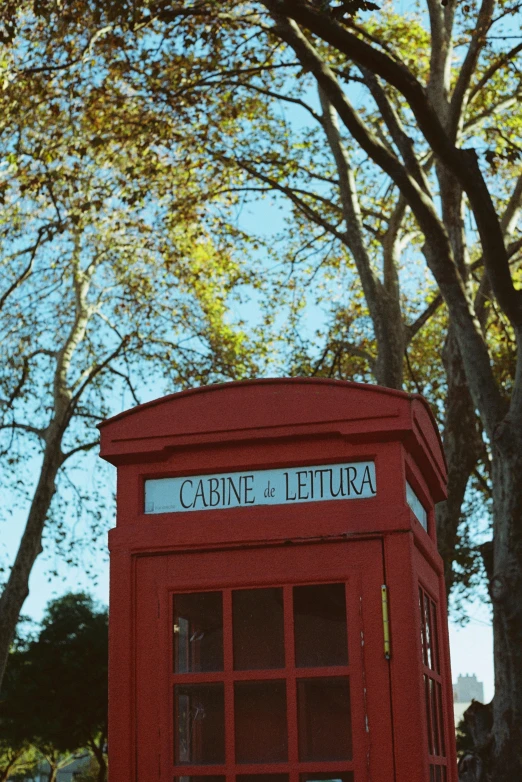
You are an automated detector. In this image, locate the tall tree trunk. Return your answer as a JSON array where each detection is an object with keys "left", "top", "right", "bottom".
[
  {"left": 437, "top": 160, "right": 481, "bottom": 600},
  {"left": 0, "top": 434, "right": 63, "bottom": 692},
  {"left": 489, "top": 425, "right": 522, "bottom": 779},
  {"left": 437, "top": 328, "right": 484, "bottom": 597},
  {"left": 0, "top": 255, "right": 90, "bottom": 693},
  {"left": 373, "top": 284, "right": 405, "bottom": 391}
]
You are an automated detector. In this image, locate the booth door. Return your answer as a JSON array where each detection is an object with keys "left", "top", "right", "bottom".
[{"left": 135, "top": 539, "right": 394, "bottom": 782}]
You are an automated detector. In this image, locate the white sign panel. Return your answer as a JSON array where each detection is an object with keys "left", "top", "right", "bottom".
[
  {"left": 406, "top": 481, "right": 427, "bottom": 530},
  {"left": 145, "top": 461, "right": 376, "bottom": 514}
]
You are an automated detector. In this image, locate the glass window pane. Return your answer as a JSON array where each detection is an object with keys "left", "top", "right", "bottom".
[
  {"left": 233, "top": 588, "right": 285, "bottom": 670},
  {"left": 173, "top": 592, "right": 223, "bottom": 673},
  {"left": 431, "top": 600, "right": 440, "bottom": 674},
  {"left": 424, "top": 594, "right": 433, "bottom": 671},
  {"left": 294, "top": 584, "right": 348, "bottom": 667},
  {"left": 175, "top": 684, "right": 225, "bottom": 764},
  {"left": 436, "top": 683, "right": 446, "bottom": 756},
  {"left": 299, "top": 774, "right": 354, "bottom": 782},
  {"left": 234, "top": 681, "right": 287, "bottom": 763},
  {"left": 297, "top": 677, "right": 352, "bottom": 761}
]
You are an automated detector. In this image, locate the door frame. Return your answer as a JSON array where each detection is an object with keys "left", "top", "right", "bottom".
[{"left": 134, "top": 537, "right": 395, "bottom": 782}]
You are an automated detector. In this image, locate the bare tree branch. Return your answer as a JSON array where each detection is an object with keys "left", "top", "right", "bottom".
[
  {"left": 104, "top": 365, "right": 141, "bottom": 406},
  {"left": 469, "top": 41, "right": 522, "bottom": 103},
  {"left": 228, "top": 79, "right": 324, "bottom": 124},
  {"left": 425, "top": 0, "right": 455, "bottom": 127},
  {"left": 360, "top": 68, "right": 432, "bottom": 195},
  {"left": 382, "top": 194, "right": 407, "bottom": 297},
  {"left": 408, "top": 237, "right": 522, "bottom": 342},
  {"left": 0, "top": 421, "right": 46, "bottom": 439},
  {"left": 221, "top": 154, "right": 347, "bottom": 242},
  {"left": 0, "top": 224, "right": 60, "bottom": 312},
  {"left": 71, "top": 338, "right": 132, "bottom": 407},
  {"left": 464, "top": 92, "right": 520, "bottom": 133},
  {"left": 407, "top": 294, "right": 444, "bottom": 344},
  {"left": 62, "top": 439, "right": 100, "bottom": 463},
  {"left": 501, "top": 173, "right": 522, "bottom": 236}
]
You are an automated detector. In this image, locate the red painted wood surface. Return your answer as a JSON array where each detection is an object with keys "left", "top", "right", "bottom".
[{"left": 99, "top": 378, "right": 457, "bottom": 782}]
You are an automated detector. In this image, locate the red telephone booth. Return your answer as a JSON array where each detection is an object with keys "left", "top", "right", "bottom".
[{"left": 99, "top": 378, "right": 457, "bottom": 782}]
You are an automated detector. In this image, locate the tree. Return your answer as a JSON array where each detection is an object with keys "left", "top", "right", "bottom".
[
  {"left": 0, "top": 739, "right": 37, "bottom": 782},
  {"left": 0, "top": 15, "right": 267, "bottom": 695},
  {"left": 0, "top": 594, "right": 108, "bottom": 782},
  {"left": 41, "top": 1, "right": 519, "bottom": 777}
]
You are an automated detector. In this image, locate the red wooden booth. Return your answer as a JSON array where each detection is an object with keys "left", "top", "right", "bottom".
[{"left": 99, "top": 378, "right": 457, "bottom": 782}]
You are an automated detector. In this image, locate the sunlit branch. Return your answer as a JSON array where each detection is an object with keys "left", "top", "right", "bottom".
[
  {"left": 450, "top": 0, "right": 495, "bottom": 136},
  {"left": 468, "top": 42, "right": 522, "bottom": 103},
  {"left": 71, "top": 339, "right": 130, "bottom": 406},
  {"left": 501, "top": 174, "right": 522, "bottom": 236},
  {"left": 0, "top": 421, "right": 46, "bottom": 439},
  {"left": 228, "top": 80, "right": 324, "bottom": 124},
  {"left": 62, "top": 439, "right": 101, "bottom": 463},
  {"left": 0, "top": 224, "right": 61, "bottom": 312},
  {"left": 221, "top": 154, "right": 346, "bottom": 242},
  {"left": 382, "top": 194, "right": 407, "bottom": 296},
  {"left": 464, "top": 93, "right": 520, "bottom": 133},
  {"left": 312, "top": 339, "right": 376, "bottom": 376}
]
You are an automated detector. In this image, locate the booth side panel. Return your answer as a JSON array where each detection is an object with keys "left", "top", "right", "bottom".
[
  {"left": 108, "top": 548, "right": 135, "bottom": 781},
  {"left": 414, "top": 546, "right": 458, "bottom": 781},
  {"left": 438, "top": 572, "right": 458, "bottom": 781},
  {"left": 384, "top": 531, "right": 429, "bottom": 781},
  {"left": 116, "top": 466, "right": 142, "bottom": 526},
  {"left": 135, "top": 554, "right": 168, "bottom": 782}
]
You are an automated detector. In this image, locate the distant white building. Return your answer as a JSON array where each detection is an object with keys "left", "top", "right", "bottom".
[
  {"left": 22, "top": 754, "right": 92, "bottom": 781},
  {"left": 453, "top": 673, "right": 484, "bottom": 704},
  {"left": 453, "top": 673, "right": 485, "bottom": 728}
]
